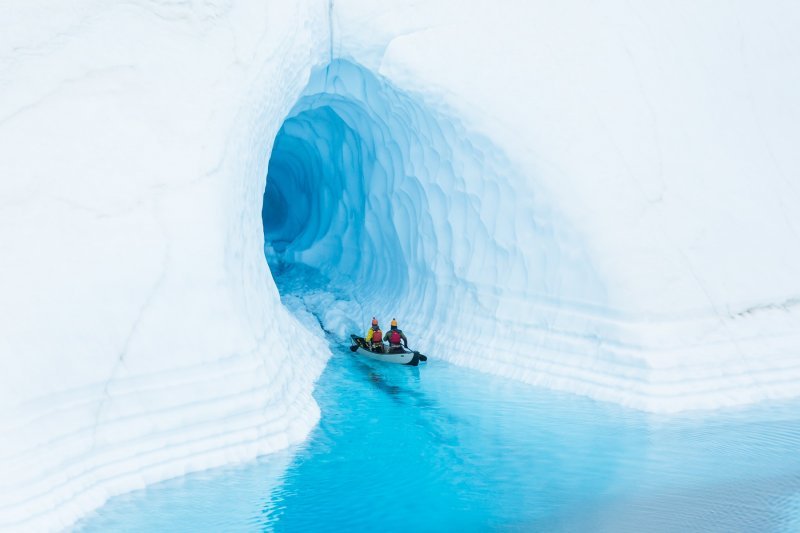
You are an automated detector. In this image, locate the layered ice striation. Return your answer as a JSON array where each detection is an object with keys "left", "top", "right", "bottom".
[
  {"left": 3, "top": 0, "right": 800, "bottom": 529},
  {"left": 337, "top": 0, "right": 800, "bottom": 415},
  {"left": 263, "top": 54, "right": 800, "bottom": 414},
  {"left": 0, "top": 1, "right": 332, "bottom": 530}
]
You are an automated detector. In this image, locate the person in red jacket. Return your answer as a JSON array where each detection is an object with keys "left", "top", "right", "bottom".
[
  {"left": 384, "top": 318, "right": 409, "bottom": 351},
  {"left": 365, "top": 317, "right": 384, "bottom": 353}
]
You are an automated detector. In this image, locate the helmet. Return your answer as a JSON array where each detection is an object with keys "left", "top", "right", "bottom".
[
  {"left": 371, "top": 317, "right": 378, "bottom": 326},
  {"left": 391, "top": 318, "right": 397, "bottom": 327}
]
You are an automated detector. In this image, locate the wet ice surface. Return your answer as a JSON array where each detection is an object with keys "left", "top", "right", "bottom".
[
  {"left": 77, "top": 346, "right": 800, "bottom": 532},
  {"left": 77, "top": 264, "right": 800, "bottom": 531}
]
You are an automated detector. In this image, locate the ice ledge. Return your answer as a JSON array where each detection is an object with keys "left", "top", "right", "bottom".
[{"left": 417, "top": 301, "right": 800, "bottom": 414}]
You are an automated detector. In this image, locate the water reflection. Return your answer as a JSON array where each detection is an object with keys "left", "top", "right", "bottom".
[{"left": 77, "top": 345, "right": 800, "bottom": 532}]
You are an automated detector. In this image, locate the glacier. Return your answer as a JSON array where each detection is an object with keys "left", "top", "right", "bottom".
[{"left": 2, "top": 0, "right": 800, "bottom": 529}]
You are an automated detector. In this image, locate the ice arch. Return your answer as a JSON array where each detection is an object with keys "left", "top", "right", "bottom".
[{"left": 261, "top": 59, "right": 608, "bottom": 370}]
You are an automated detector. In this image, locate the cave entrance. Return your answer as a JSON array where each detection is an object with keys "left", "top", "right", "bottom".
[
  {"left": 261, "top": 61, "right": 431, "bottom": 334},
  {"left": 260, "top": 59, "right": 500, "bottom": 339}
]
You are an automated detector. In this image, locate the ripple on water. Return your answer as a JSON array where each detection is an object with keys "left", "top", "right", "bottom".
[{"left": 77, "top": 345, "right": 800, "bottom": 532}]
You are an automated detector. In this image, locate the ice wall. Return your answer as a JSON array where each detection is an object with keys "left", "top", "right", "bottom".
[
  {"left": 0, "top": 1, "right": 332, "bottom": 530},
  {"left": 262, "top": 59, "right": 607, "bottom": 367},
  {"left": 361, "top": 1, "right": 800, "bottom": 407},
  {"left": 264, "top": 0, "right": 800, "bottom": 411},
  {"left": 3, "top": 0, "right": 800, "bottom": 529}
]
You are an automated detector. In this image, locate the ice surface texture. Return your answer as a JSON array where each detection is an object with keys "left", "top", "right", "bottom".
[
  {"left": 0, "top": 1, "right": 332, "bottom": 530},
  {"left": 2, "top": 0, "right": 800, "bottom": 529},
  {"left": 262, "top": 59, "right": 612, "bottom": 395},
  {"left": 264, "top": 44, "right": 800, "bottom": 415},
  {"left": 320, "top": 0, "right": 800, "bottom": 412}
]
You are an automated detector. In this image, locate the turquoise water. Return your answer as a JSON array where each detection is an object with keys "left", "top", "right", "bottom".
[{"left": 78, "top": 344, "right": 800, "bottom": 532}]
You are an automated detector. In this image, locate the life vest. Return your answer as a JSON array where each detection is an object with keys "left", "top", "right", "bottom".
[
  {"left": 389, "top": 329, "right": 401, "bottom": 344},
  {"left": 371, "top": 329, "right": 383, "bottom": 343}
]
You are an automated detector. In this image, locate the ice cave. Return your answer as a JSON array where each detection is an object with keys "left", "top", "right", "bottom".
[
  {"left": 2, "top": 0, "right": 800, "bottom": 530},
  {"left": 262, "top": 60, "right": 426, "bottom": 298},
  {"left": 259, "top": 59, "right": 595, "bottom": 334}
]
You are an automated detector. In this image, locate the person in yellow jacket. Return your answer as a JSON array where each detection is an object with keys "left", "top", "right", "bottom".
[{"left": 365, "top": 317, "right": 384, "bottom": 353}]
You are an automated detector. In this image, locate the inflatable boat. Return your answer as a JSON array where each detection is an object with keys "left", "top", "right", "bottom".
[{"left": 349, "top": 334, "right": 427, "bottom": 366}]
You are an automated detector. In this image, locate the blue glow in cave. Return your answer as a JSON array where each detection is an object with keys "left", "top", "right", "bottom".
[
  {"left": 262, "top": 60, "right": 439, "bottom": 318},
  {"left": 261, "top": 59, "right": 602, "bottom": 346}
]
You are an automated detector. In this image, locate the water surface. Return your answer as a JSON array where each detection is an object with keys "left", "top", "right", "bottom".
[{"left": 78, "top": 343, "right": 800, "bottom": 532}]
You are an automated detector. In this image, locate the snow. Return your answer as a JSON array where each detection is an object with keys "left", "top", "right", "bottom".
[
  {"left": 2, "top": 0, "right": 800, "bottom": 529},
  {"left": 317, "top": 0, "right": 800, "bottom": 409},
  {"left": 0, "top": 1, "right": 332, "bottom": 530}
]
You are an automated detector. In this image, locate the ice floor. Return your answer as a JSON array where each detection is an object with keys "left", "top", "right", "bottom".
[{"left": 76, "top": 268, "right": 800, "bottom": 532}]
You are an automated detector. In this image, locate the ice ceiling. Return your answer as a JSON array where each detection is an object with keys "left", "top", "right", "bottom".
[
  {"left": 262, "top": 60, "right": 413, "bottom": 294},
  {"left": 262, "top": 59, "right": 477, "bottom": 319}
]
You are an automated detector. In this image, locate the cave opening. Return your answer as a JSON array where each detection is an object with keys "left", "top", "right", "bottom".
[
  {"left": 260, "top": 59, "right": 526, "bottom": 343},
  {"left": 261, "top": 60, "right": 440, "bottom": 337}
]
